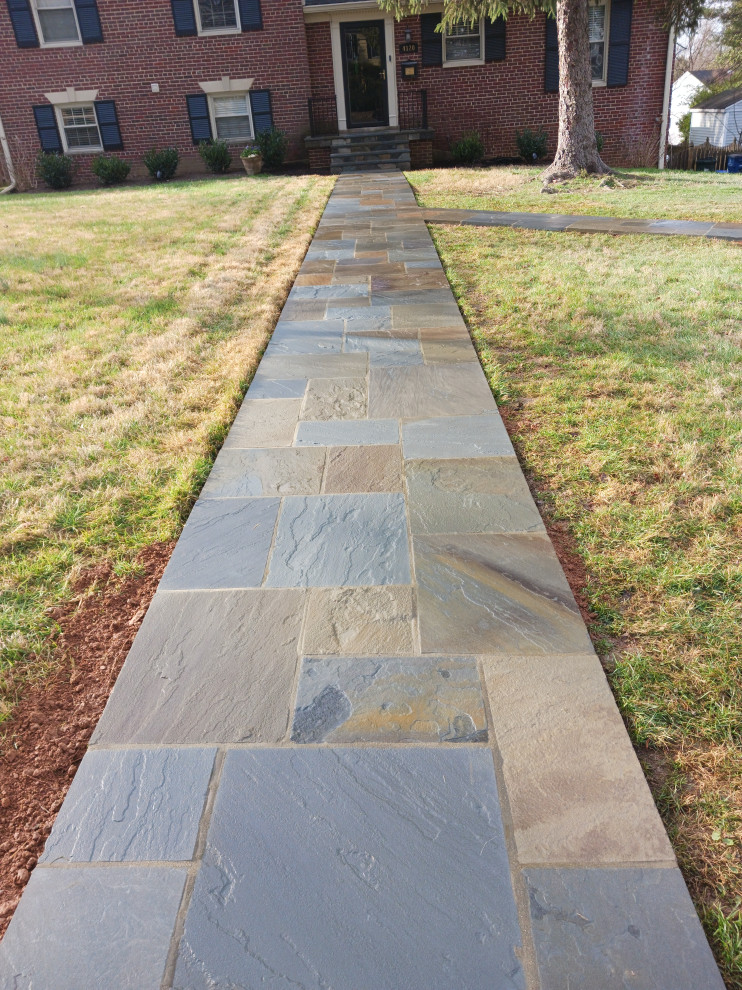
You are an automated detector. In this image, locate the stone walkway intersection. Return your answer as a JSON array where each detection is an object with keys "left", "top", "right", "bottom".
[
  {"left": 417, "top": 206, "right": 742, "bottom": 241},
  {"left": 0, "top": 174, "right": 726, "bottom": 989}
]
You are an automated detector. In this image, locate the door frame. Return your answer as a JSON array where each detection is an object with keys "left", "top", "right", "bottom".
[
  {"left": 339, "top": 19, "right": 389, "bottom": 129},
  {"left": 328, "top": 13, "right": 398, "bottom": 132}
]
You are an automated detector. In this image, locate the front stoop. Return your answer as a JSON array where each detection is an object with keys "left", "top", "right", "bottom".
[{"left": 306, "top": 127, "right": 433, "bottom": 173}]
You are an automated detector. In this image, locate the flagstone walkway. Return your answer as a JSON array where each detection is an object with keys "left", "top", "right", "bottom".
[
  {"left": 417, "top": 205, "right": 742, "bottom": 241},
  {"left": 0, "top": 173, "right": 727, "bottom": 989}
]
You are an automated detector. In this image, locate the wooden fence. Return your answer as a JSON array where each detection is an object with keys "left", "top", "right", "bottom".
[{"left": 668, "top": 138, "right": 742, "bottom": 171}]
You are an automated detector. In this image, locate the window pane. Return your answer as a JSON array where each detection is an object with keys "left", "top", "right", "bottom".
[
  {"left": 213, "top": 95, "right": 249, "bottom": 117},
  {"left": 445, "top": 34, "right": 481, "bottom": 61},
  {"left": 198, "top": 0, "right": 237, "bottom": 30},
  {"left": 590, "top": 41, "right": 605, "bottom": 79},
  {"left": 37, "top": 6, "right": 79, "bottom": 43},
  {"left": 61, "top": 106, "right": 101, "bottom": 149},
  {"left": 588, "top": 6, "right": 605, "bottom": 42},
  {"left": 215, "top": 115, "right": 252, "bottom": 140}
]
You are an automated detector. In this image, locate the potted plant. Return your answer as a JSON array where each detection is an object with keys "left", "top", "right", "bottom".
[{"left": 240, "top": 145, "right": 262, "bottom": 175}]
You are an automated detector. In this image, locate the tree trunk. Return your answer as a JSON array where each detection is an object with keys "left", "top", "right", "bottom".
[{"left": 542, "top": 0, "right": 611, "bottom": 181}]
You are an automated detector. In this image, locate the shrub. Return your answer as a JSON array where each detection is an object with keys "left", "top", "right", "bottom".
[
  {"left": 516, "top": 127, "right": 549, "bottom": 162},
  {"left": 143, "top": 146, "right": 179, "bottom": 182},
  {"left": 255, "top": 128, "right": 288, "bottom": 170},
  {"left": 36, "top": 151, "right": 74, "bottom": 190},
  {"left": 91, "top": 154, "right": 131, "bottom": 185},
  {"left": 595, "top": 130, "right": 605, "bottom": 154},
  {"left": 450, "top": 131, "right": 484, "bottom": 165},
  {"left": 678, "top": 112, "right": 691, "bottom": 142},
  {"left": 198, "top": 139, "right": 232, "bottom": 174}
]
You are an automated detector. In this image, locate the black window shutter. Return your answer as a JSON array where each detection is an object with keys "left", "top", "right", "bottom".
[
  {"left": 171, "top": 0, "right": 197, "bottom": 36},
  {"left": 421, "top": 12, "right": 442, "bottom": 68},
  {"left": 73, "top": 0, "right": 102, "bottom": 42},
  {"left": 7, "top": 0, "right": 39, "bottom": 47},
  {"left": 186, "top": 94, "right": 212, "bottom": 144},
  {"left": 238, "top": 0, "right": 261, "bottom": 30},
  {"left": 250, "top": 89, "right": 273, "bottom": 135},
  {"left": 607, "top": 0, "right": 632, "bottom": 87},
  {"left": 484, "top": 16, "right": 506, "bottom": 62},
  {"left": 33, "top": 105, "right": 62, "bottom": 152},
  {"left": 94, "top": 100, "right": 123, "bottom": 150},
  {"left": 544, "top": 16, "right": 559, "bottom": 92}
]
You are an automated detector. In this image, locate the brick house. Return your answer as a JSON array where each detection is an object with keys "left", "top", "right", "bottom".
[{"left": 0, "top": 0, "right": 673, "bottom": 182}]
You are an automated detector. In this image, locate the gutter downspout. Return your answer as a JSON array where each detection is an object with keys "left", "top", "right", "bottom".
[
  {"left": 0, "top": 111, "right": 16, "bottom": 194},
  {"left": 658, "top": 25, "right": 676, "bottom": 170}
]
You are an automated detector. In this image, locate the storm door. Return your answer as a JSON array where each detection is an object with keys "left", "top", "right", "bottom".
[{"left": 340, "top": 21, "right": 389, "bottom": 128}]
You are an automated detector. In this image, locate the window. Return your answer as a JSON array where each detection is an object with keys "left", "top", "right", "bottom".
[
  {"left": 33, "top": 0, "right": 81, "bottom": 45},
  {"left": 196, "top": 0, "right": 239, "bottom": 33},
  {"left": 211, "top": 94, "right": 253, "bottom": 141},
  {"left": 58, "top": 105, "right": 102, "bottom": 151},
  {"left": 443, "top": 20, "right": 483, "bottom": 64},
  {"left": 589, "top": 2, "right": 608, "bottom": 83}
]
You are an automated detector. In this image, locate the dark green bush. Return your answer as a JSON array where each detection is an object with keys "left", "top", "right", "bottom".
[
  {"left": 595, "top": 130, "right": 605, "bottom": 153},
  {"left": 255, "top": 128, "right": 288, "bottom": 170},
  {"left": 198, "top": 140, "right": 232, "bottom": 174},
  {"left": 36, "top": 151, "right": 74, "bottom": 190},
  {"left": 91, "top": 154, "right": 131, "bottom": 185},
  {"left": 678, "top": 113, "right": 691, "bottom": 142},
  {"left": 143, "top": 147, "right": 179, "bottom": 182},
  {"left": 450, "top": 131, "right": 484, "bottom": 165},
  {"left": 516, "top": 127, "right": 549, "bottom": 162}
]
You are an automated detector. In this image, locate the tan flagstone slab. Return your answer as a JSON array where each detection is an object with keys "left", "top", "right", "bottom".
[
  {"left": 368, "top": 364, "right": 493, "bottom": 420},
  {"left": 304, "top": 585, "right": 417, "bottom": 655},
  {"left": 482, "top": 653, "right": 675, "bottom": 864},
  {"left": 323, "top": 444, "right": 403, "bottom": 494},
  {"left": 301, "top": 377, "right": 368, "bottom": 421}
]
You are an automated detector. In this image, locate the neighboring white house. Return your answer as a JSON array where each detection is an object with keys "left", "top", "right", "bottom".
[
  {"left": 669, "top": 69, "right": 730, "bottom": 144},
  {"left": 690, "top": 86, "right": 742, "bottom": 146}
]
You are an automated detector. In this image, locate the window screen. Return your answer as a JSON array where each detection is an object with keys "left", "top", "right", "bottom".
[
  {"left": 213, "top": 95, "right": 253, "bottom": 141},
  {"left": 61, "top": 105, "right": 101, "bottom": 149},
  {"left": 35, "top": 0, "right": 79, "bottom": 43}
]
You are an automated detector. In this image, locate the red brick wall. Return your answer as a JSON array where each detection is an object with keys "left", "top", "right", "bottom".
[
  {"left": 306, "top": 21, "right": 334, "bottom": 96},
  {"left": 0, "top": 0, "right": 313, "bottom": 184},
  {"left": 393, "top": 5, "right": 669, "bottom": 167}
]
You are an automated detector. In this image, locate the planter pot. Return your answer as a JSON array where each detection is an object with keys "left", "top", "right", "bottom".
[{"left": 241, "top": 156, "right": 263, "bottom": 175}]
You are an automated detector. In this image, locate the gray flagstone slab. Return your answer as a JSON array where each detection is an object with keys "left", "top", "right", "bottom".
[
  {"left": 173, "top": 748, "right": 524, "bottom": 990},
  {"left": 0, "top": 866, "right": 186, "bottom": 990}
]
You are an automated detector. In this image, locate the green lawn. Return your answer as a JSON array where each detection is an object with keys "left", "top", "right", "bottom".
[
  {"left": 0, "top": 174, "right": 333, "bottom": 710},
  {"left": 408, "top": 166, "right": 742, "bottom": 223},
  {"left": 428, "top": 220, "right": 742, "bottom": 987}
]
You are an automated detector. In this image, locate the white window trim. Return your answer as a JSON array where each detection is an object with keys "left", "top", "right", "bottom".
[
  {"left": 55, "top": 102, "right": 103, "bottom": 154},
  {"left": 194, "top": 0, "right": 241, "bottom": 37},
  {"left": 207, "top": 92, "right": 255, "bottom": 144},
  {"left": 442, "top": 18, "right": 485, "bottom": 68},
  {"left": 590, "top": 0, "right": 610, "bottom": 87},
  {"left": 29, "top": 0, "right": 82, "bottom": 48}
]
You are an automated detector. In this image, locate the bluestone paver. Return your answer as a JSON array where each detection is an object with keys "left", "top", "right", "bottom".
[
  {"left": 265, "top": 492, "right": 411, "bottom": 587},
  {"left": 1, "top": 172, "right": 723, "bottom": 990},
  {"left": 159, "top": 496, "right": 278, "bottom": 590},
  {"left": 93, "top": 589, "right": 304, "bottom": 744},
  {"left": 173, "top": 748, "right": 524, "bottom": 990},
  {"left": 402, "top": 412, "right": 515, "bottom": 459},
  {"left": 0, "top": 867, "right": 186, "bottom": 990},
  {"left": 40, "top": 747, "right": 215, "bottom": 863},
  {"left": 525, "top": 867, "right": 726, "bottom": 990}
]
